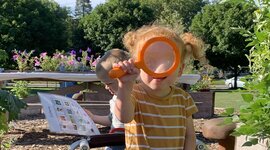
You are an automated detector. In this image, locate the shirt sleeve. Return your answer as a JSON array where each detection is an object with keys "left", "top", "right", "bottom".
[{"left": 185, "top": 93, "right": 198, "bottom": 117}]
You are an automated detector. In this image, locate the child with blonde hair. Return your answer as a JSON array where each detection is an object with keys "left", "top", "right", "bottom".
[{"left": 113, "top": 25, "right": 204, "bottom": 149}]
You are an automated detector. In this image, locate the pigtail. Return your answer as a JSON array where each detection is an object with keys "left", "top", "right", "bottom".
[
  {"left": 123, "top": 31, "right": 137, "bottom": 55},
  {"left": 181, "top": 33, "right": 207, "bottom": 63}
]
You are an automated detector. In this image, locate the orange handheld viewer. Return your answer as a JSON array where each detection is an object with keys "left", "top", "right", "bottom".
[{"left": 109, "top": 37, "right": 181, "bottom": 79}]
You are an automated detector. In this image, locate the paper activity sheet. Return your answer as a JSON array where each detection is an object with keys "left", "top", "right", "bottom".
[{"left": 38, "top": 92, "right": 100, "bottom": 136}]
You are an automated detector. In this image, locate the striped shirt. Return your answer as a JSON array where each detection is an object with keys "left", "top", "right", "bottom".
[{"left": 125, "top": 84, "right": 198, "bottom": 150}]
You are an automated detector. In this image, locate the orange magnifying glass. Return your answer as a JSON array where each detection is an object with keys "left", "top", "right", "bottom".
[{"left": 109, "top": 37, "right": 181, "bottom": 79}]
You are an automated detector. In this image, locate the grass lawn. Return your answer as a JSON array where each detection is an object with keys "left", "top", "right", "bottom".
[
  {"left": 215, "top": 90, "right": 248, "bottom": 111},
  {"left": 27, "top": 87, "right": 56, "bottom": 96},
  {"left": 212, "top": 79, "right": 225, "bottom": 85}
]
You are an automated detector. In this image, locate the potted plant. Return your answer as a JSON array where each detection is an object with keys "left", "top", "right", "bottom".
[
  {"left": 0, "top": 90, "right": 27, "bottom": 147},
  {"left": 188, "top": 74, "right": 214, "bottom": 118},
  {"left": 190, "top": 74, "right": 212, "bottom": 92},
  {"left": 12, "top": 50, "right": 34, "bottom": 72}
]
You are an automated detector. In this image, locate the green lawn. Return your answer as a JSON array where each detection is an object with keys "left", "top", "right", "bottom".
[
  {"left": 215, "top": 90, "right": 248, "bottom": 111},
  {"left": 27, "top": 87, "right": 56, "bottom": 96},
  {"left": 212, "top": 79, "right": 225, "bottom": 85}
]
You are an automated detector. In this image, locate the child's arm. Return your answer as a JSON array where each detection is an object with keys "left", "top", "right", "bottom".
[
  {"left": 114, "top": 59, "right": 140, "bottom": 123},
  {"left": 84, "top": 109, "right": 112, "bottom": 127},
  {"left": 184, "top": 116, "right": 196, "bottom": 150}
]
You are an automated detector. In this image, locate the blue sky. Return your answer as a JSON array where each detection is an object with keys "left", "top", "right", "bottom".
[{"left": 54, "top": 0, "right": 106, "bottom": 9}]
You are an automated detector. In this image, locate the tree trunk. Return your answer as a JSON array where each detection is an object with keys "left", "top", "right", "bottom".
[{"left": 233, "top": 67, "right": 238, "bottom": 89}]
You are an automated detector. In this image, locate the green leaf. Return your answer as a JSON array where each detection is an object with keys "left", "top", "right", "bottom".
[
  {"left": 242, "top": 141, "right": 253, "bottom": 146},
  {"left": 232, "top": 115, "right": 240, "bottom": 122},
  {"left": 255, "top": 31, "right": 268, "bottom": 42},
  {"left": 241, "top": 94, "right": 254, "bottom": 103},
  {"left": 0, "top": 90, "right": 27, "bottom": 121},
  {"left": 223, "top": 117, "right": 233, "bottom": 125},
  {"left": 249, "top": 138, "right": 258, "bottom": 145},
  {"left": 225, "top": 107, "right": 235, "bottom": 114}
]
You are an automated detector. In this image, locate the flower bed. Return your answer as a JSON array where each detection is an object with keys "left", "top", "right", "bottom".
[{"left": 12, "top": 48, "right": 100, "bottom": 73}]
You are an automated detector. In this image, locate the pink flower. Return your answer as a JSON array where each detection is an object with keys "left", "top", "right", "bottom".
[
  {"left": 67, "top": 60, "right": 75, "bottom": 65},
  {"left": 34, "top": 60, "right": 40, "bottom": 66},
  {"left": 91, "top": 56, "right": 101, "bottom": 67},
  {"left": 40, "top": 52, "right": 47, "bottom": 58},
  {"left": 61, "top": 55, "right": 66, "bottom": 59},
  {"left": 13, "top": 55, "right": 19, "bottom": 60}
]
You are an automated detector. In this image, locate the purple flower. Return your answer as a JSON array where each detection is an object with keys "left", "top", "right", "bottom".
[
  {"left": 70, "top": 50, "right": 76, "bottom": 56},
  {"left": 79, "top": 49, "right": 83, "bottom": 53},
  {"left": 86, "top": 56, "right": 90, "bottom": 61},
  {"left": 87, "top": 47, "right": 91, "bottom": 53},
  {"left": 77, "top": 57, "right": 81, "bottom": 61}
]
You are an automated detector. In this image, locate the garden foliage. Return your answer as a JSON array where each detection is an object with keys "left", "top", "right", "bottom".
[
  {"left": 11, "top": 81, "right": 30, "bottom": 99},
  {"left": 12, "top": 50, "right": 34, "bottom": 72},
  {"left": 0, "top": 90, "right": 27, "bottom": 131},
  {"left": 225, "top": 0, "right": 270, "bottom": 147}
]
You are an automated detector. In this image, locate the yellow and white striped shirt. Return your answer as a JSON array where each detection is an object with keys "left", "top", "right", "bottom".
[{"left": 125, "top": 84, "right": 198, "bottom": 150}]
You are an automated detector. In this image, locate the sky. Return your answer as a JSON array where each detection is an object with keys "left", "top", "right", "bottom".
[{"left": 54, "top": 0, "right": 106, "bottom": 10}]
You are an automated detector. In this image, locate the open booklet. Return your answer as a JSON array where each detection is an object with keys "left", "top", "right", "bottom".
[{"left": 38, "top": 92, "right": 100, "bottom": 136}]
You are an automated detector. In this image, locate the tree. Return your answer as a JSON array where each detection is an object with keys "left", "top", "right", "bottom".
[
  {"left": 70, "top": 19, "right": 92, "bottom": 50},
  {"left": 190, "top": 2, "right": 255, "bottom": 88},
  {"left": 0, "top": 0, "right": 71, "bottom": 57},
  {"left": 139, "top": 0, "right": 207, "bottom": 31},
  {"left": 80, "top": 0, "right": 156, "bottom": 54},
  {"left": 75, "top": 0, "right": 92, "bottom": 18}
]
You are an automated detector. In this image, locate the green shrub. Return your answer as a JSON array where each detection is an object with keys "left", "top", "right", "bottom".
[
  {"left": 225, "top": 0, "right": 270, "bottom": 148},
  {"left": 11, "top": 81, "right": 29, "bottom": 99},
  {"left": 0, "top": 90, "right": 27, "bottom": 131}
]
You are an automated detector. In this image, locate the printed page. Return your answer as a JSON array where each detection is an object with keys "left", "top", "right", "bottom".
[{"left": 38, "top": 92, "right": 100, "bottom": 136}]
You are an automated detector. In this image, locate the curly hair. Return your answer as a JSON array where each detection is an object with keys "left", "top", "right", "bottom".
[{"left": 123, "top": 25, "right": 205, "bottom": 64}]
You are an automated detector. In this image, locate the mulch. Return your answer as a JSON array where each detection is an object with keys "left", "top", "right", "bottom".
[{"left": 1, "top": 109, "right": 226, "bottom": 150}]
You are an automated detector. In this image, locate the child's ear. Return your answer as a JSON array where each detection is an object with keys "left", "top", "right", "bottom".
[{"left": 178, "top": 64, "right": 185, "bottom": 77}]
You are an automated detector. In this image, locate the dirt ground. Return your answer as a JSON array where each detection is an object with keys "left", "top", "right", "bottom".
[{"left": 1, "top": 109, "right": 226, "bottom": 150}]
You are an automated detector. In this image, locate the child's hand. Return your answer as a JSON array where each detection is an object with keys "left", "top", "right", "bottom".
[{"left": 113, "top": 58, "right": 140, "bottom": 84}]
